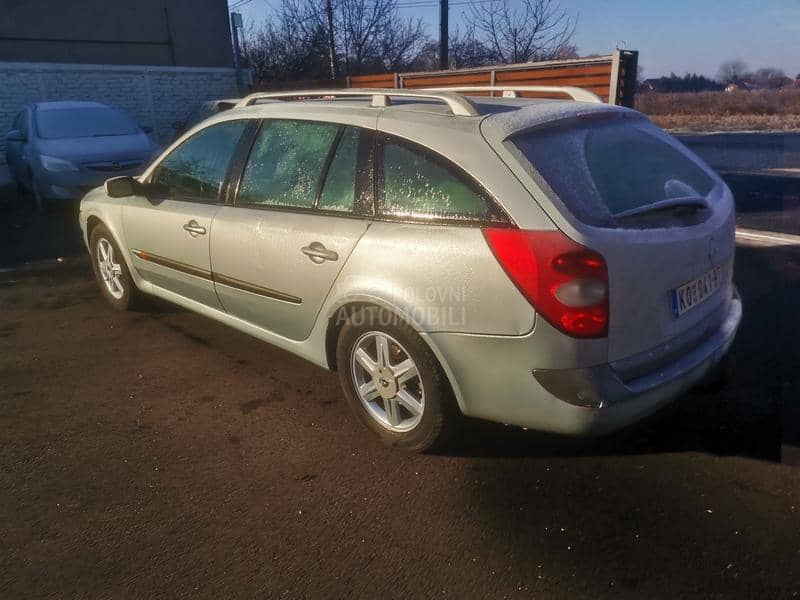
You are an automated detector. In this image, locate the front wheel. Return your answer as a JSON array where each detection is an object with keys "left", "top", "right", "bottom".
[
  {"left": 336, "top": 307, "right": 458, "bottom": 452},
  {"left": 89, "top": 224, "right": 139, "bottom": 310}
]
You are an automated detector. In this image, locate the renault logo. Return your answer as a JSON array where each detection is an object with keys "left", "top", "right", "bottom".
[{"left": 111, "top": 161, "right": 121, "bottom": 171}]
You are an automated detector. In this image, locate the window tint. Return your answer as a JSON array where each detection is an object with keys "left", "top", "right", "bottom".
[
  {"left": 152, "top": 120, "right": 246, "bottom": 202},
  {"left": 511, "top": 116, "right": 716, "bottom": 226},
  {"left": 380, "top": 138, "right": 497, "bottom": 222},
  {"left": 318, "top": 127, "right": 360, "bottom": 212},
  {"left": 238, "top": 120, "right": 340, "bottom": 209}
]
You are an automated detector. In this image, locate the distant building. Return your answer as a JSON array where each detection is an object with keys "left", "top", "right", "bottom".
[
  {"left": 639, "top": 78, "right": 660, "bottom": 92},
  {"left": 0, "top": 0, "right": 244, "bottom": 162},
  {"left": 725, "top": 80, "right": 758, "bottom": 92}
]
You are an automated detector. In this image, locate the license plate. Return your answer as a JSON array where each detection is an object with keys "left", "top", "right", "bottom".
[{"left": 671, "top": 266, "right": 722, "bottom": 317}]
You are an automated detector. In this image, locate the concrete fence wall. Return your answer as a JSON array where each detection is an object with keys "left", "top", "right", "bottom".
[{"left": 0, "top": 61, "right": 241, "bottom": 165}]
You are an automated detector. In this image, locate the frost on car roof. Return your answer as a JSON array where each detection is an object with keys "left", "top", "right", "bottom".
[{"left": 480, "top": 100, "right": 637, "bottom": 143}]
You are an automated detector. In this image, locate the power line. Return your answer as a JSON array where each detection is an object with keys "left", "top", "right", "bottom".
[
  {"left": 229, "top": 0, "right": 254, "bottom": 10},
  {"left": 395, "top": 0, "right": 493, "bottom": 8}
]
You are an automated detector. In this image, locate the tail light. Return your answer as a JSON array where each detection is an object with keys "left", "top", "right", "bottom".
[{"left": 483, "top": 228, "right": 609, "bottom": 338}]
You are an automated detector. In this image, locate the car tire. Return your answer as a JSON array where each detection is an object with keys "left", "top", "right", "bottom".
[
  {"left": 89, "top": 224, "right": 139, "bottom": 311},
  {"left": 26, "top": 175, "right": 47, "bottom": 214},
  {"left": 336, "top": 306, "right": 459, "bottom": 452}
]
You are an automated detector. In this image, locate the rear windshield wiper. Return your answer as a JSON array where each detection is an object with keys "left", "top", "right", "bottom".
[{"left": 614, "top": 195, "right": 710, "bottom": 220}]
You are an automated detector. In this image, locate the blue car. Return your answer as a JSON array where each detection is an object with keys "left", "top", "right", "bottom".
[{"left": 5, "top": 101, "right": 160, "bottom": 211}]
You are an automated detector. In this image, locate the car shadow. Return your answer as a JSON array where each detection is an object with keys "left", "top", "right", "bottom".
[
  {"left": 440, "top": 242, "right": 796, "bottom": 464},
  {"left": 0, "top": 188, "right": 84, "bottom": 267}
]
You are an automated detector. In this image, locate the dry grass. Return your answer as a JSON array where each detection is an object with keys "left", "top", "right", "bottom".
[{"left": 636, "top": 90, "right": 800, "bottom": 132}]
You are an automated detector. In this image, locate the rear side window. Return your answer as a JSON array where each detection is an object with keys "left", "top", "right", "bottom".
[
  {"left": 152, "top": 120, "right": 247, "bottom": 202},
  {"left": 512, "top": 117, "right": 716, "bottom": 226},
  {"left": 318, "top": 126, "right": 360, "bottom": 212},
  {"left": 378, "top": 136, "right": 502, "bottom": 223},
  {"left": 238, "top": 120, "right": 340, "bottom": 209}
]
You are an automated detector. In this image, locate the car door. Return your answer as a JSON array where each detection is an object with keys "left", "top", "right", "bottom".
[
  {"left": 210, "top": 120, "right": 372, "bottom": 340},
  {"left": 122, "top": 119, "right": 249, "bottom": 309},
  {"left": 5, "top": 110, "right": 29, "bottom": 184}
]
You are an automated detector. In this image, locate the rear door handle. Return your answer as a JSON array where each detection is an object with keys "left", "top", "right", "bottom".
[
  {"left": 183, "top": 220, "right": 206, "bottom": 236},
  {"left": 301, "top": 242, "right": 338, "bottom": 264}
]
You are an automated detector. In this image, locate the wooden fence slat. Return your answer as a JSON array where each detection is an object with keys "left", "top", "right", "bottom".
[
  {"left": 495, "top": 64, "right": 613, "bottom": 81},
  {"left": 327, "top": 52, "right": 636, "bottom": 106},
  {"left": 401, "top": 73, "right": 493, "bottom": 87}
]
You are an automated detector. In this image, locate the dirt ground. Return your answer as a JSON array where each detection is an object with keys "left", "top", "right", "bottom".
[{"left": 1, "top": 190, "right": 799, "bottom": 598}]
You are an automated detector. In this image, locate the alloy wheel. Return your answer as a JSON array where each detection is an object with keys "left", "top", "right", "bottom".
[
  {"left": 350, "top": 331, "right": 425, "bottom": 432},
  {"left": 96, "top": 238, "right": 125, "bottom": 300}
]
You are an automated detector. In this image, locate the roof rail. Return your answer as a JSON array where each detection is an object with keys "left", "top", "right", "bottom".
[
  {"left": 421, "top": 86, "right": 604, "bottom": 104},
  {"left": 235, "top": 88, "right": 480, "bottom": 116}
]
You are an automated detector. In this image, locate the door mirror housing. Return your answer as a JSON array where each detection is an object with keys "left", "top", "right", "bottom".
[
  {"left": 6, "top": 129, "right": 26, "bottom": 142},
  {"left": 105, "top": 176, "right": 167, "bottom": 199},
  {"left": 105, "top": 176, "right": 142, "bottom": 198}
]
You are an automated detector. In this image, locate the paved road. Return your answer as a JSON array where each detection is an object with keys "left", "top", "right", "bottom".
[
  {"left": 1, "top": 188, "right": 799, "bottom": 597},
  {"left": 677, "top": 132, "right": 800, "bottom": 174}
]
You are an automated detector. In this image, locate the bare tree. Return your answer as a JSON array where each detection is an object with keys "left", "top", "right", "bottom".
[
  {"left": 448, "top": 25, "right": 494, "bottom": 69},
  {"left": 467, "top": 0, "right": 577, "bottom": 64},
  {"left": 336, "top": 0, "right": 427, "bottom": 74},
  {"left": 717, "top": 60, "right": 748, "bottom": 84},
  {"left": 242, "top": 0, "right": 429, "bottom": 83},
  {"left": 377, "top": 17, "right": 429, "bottom": 72},
  {"left": 751, "top": 67, "right": 792, "bottom": 89},
  {"left": 240, "top": 0, "right": 330, "bottom": 85}
]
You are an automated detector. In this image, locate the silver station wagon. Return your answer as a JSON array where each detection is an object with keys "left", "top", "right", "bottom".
[{"left": 79, "top": 87, "right": 741, "bottom": 451}]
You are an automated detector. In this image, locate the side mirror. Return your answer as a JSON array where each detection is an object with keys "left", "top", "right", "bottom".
[
  {"left": 105, "top": 176, "right": 167, "bottom": 199},
  {"left": 105, "top": 176, "right": 140, "bottom": 198},
  {"left": 6, "top": 129, "right": 26, "bottom": 142}
]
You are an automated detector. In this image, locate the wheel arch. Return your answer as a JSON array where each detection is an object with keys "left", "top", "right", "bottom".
[
  {"left": 83, "top": 208, "right": 146, "bottom": 292},
  {"left": 86, "top": 215, "right": 104, "bottom": 240},
  {"left": 323, "top": 298, "right": 466, "bottom": 415}
]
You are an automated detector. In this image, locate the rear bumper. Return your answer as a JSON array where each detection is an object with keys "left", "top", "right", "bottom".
[{"left": 426, "top": 290, "right": 742, "bottom": 435}]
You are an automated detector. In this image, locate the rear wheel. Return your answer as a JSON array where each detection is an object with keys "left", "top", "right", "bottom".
[
  {"left": 30, "top": 178, "right": 46, "bottom": 213},
  {"left": 90, "top": 224, "right": 138, "bottom": 310},
  {"left": 336, "top": 306, "right": 458, "bottom": 452}
]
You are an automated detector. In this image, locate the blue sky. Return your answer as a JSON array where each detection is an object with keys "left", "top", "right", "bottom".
[{"left": 231, "top": 0, "right": 800, "bottom": 79}]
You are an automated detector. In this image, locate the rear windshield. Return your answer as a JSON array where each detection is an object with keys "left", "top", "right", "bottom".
[
  {"left": 35, "top": 107, "right": 139, "bottom": 139},
  {"left": 511, "top": 116, "right": 717, "bottom": 227}
]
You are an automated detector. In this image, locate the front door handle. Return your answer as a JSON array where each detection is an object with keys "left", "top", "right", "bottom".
[
  {"left": 301, "top": 242, "right": 338, "bottom": 264},
  {"left": 183, "top": 220, "right": 206, "bottom": 236}
]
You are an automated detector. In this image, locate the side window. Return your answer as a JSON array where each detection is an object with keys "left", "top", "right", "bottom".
[
  {"left": 318, "top": 126, "right": 360, "bottom": 212},
  {"left": 379, "top": 136, "right": 500, "bottom": 222},
  {"left": 13, "top": 111, "right": 26, "bottom": 134},
  {"left": 238, "top": 120, "right": 340, "bottom": 209},
  {"left": 151, "top": 120, "right": 247, "bottom": 202}
]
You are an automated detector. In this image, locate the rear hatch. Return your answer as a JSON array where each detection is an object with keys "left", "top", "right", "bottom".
[{"left": 486, "top": 109, "right": 735, "bottom": 364}]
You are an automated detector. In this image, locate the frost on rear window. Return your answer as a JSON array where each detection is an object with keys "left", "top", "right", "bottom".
[{"left": 511, "top": 117, "right": 716, "bottom": 227}]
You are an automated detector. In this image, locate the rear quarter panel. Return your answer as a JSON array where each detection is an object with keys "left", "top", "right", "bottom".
[{"left": 327, "top": 221, "right": 535, "bottom": 335}]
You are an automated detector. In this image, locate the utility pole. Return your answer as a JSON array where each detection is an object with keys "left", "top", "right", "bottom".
[
  {"left": 438, "top": 0, "right": 448, "bottom": 69},
  {"left": 230, "top": 12, "right": 244, "bottom": 93},
  {"left": 325, "top": 0, "right": 337, "bottom": 79}
]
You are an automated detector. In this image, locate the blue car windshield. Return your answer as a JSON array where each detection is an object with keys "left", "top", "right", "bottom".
[{"left": 35, "top": 108, "right": 139, "bottom": 139}]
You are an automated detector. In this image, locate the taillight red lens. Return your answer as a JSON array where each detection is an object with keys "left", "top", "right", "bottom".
[{"left": 482, "top": 228, "right": 609, "bottom": 338}]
